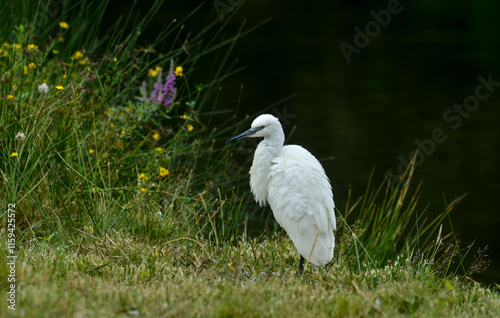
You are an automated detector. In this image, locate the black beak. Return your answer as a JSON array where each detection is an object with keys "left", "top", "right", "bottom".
[{"left": 225, "top": 128, "right": 260, "bottom": 144}]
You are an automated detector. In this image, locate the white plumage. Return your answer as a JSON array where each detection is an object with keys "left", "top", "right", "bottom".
[{"left": 226, "top": 114, "right": 336, "bottom": 270}]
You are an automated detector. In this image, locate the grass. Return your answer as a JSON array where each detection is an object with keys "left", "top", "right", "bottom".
[
  {"left": 0, "top": 0, "right": 499, "bottom": 317},
  {"left": 0, "top": 230, "right": 499, "bottom": 317}
]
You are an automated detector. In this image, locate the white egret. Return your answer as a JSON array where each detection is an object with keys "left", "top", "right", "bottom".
[{"left": 226, "top": 114, "right": 336, "bottom": 273}]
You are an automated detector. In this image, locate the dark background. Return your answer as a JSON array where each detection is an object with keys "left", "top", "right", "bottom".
[{"left": 105, "top": 0, "right": 500, "bottom": 284}]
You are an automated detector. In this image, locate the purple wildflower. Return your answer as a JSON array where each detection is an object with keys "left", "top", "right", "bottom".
[
  {"left": 148, "top": 59, "right": 177, "bottom": 107},
  {"left": 159, "top": 73, "right": 176, "bottom": 106},
  {"left": 149, "top": 70, "right": 163, "bottom": 102}
]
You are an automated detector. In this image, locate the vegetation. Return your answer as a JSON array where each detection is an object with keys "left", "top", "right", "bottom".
[{"left": 1, "top": 1, "right": 498, "bottom": 317}]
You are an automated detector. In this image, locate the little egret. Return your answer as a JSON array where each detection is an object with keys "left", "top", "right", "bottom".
[{"left": 226, "top": 114, "right": 336, "bottom": 273}]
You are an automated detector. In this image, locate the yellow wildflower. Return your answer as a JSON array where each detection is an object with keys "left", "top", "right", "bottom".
[
  {"left": 72, "top": 50, "right": 84, "bottom": 60},
  {"left": 89, "top": 149, "right": 95, "bottom": 154},
  {"left": 10, "top": 152, "right": 19, "bottom": 157},
  {"left": 55, "top": 85, "right": 64, "bottom": 90},
  {"left": 159, "top": 167, "right": 169, "bottom": 177},
  {"left": 63, "top": 74, "right": 67, "bottom": 79},
  {"left": 139, "top": 173, "right": 149, "bottom": 181},
  {"left": 141, "top": 187, "right": 147, "bottom": 193},
  {"left": 121, "top": 129, "right": 125, "bottom": 135},
  {"left": 53, "top": 49, "right": 59, "bottom": 54},
  {"left": 28, "top": 62, "right": 36, "bottom": 69},
  {"left": 228, "top": 263, "right": 236, "bottom": 271},
  {"left": 23, "top": 66, "right": 28, "bottom": 75},
  {"left": 84, "top": 225, "right": 93, "bottom": 232},
  {"left": 14, "top": 44, "right": 22, "bottom": 50},
  {"left": 113, "top": 57, "right": 117, "bottom": 62},
  {"left": 59, "top": 21, "right": 69, "bottom": 29},
  {"left": 187, "top": 124, "right": 194, "bottom": 132},
  {"left": 6, "top": 95, "right": 14, "bottom": 100},
  {"left": 27, "top": 44, "right": 38, "bottom": 50},
  {"left": 148, "top": 66, "right": 162, "bottom": 77},
  {"left": 182, "top": 114, "right": 187, "bottom": 120},
  {"left": 155, "top": 147, "right": 163, "bottom": 153},
  {"left": 175, "top": 66, "right": 183, "bottom": 77},
  {"left": 153, "top": 133, "right": 161, "bottom": 141}
]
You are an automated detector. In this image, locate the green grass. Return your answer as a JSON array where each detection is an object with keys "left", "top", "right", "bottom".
[
  {"left": 0, "top": 230, "right": 499, "bottom": 317},
  {"left": 1, "top": 1, "right": 499, "bottom": 317}
]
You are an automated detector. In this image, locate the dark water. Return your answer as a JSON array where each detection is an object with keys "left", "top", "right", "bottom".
[{"left": 108, "top": 0, "right": 500, "bottom": 283}]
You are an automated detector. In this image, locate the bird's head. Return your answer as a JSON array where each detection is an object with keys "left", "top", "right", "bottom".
[{"left": 226, "top": 114, "right": 283, "bottom": 143}]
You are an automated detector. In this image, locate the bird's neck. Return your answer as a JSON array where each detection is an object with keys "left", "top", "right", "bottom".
[
  {"left": 259, "top": 131, "right": 285, "bottom": 156},
  {"left": 250, "top": 137, "right": 283, "bottom": 206}
]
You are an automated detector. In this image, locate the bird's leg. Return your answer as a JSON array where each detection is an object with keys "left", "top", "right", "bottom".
[{"left": 298, "top": 255, "right": 305, "bottom": 275}]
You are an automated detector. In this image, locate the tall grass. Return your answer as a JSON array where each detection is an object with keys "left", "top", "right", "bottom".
[
  {"left": 0, "top": 1, "right": 497, "bottom": 316},
  {"left": 0, "top": 0, "right": 255, "bottom": 247}
]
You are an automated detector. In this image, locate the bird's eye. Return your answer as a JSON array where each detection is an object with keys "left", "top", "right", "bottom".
[{"left": 259, "top": 126, "right": 265, "bottom": 130}]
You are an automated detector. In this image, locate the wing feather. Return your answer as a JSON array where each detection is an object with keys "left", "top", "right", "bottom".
[{"left": 267, "top": 145, "right": 336, "bottom": 265}]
